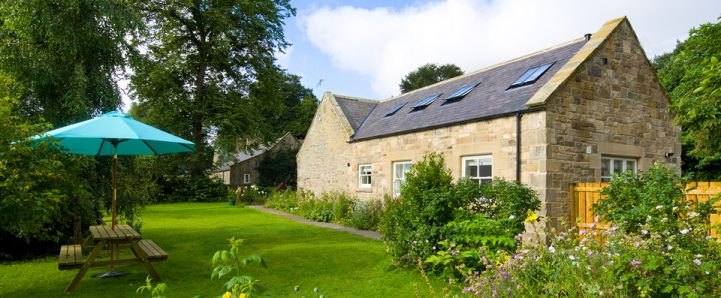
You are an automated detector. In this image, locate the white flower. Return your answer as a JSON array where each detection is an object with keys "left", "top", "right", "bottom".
[
  {"left": 656, "top": 205, "right": 664, "bottom": 210},
  {"left": 508, "top": 215, "right": 516, "bottom": 220},
  {"left": 667, "top": 245, "right": 673, "bottom": 250},
  {"left": 672, "top": 206, "right": 679, "bottom": 211},
  {"left": 660, "top": 217, "right": 668, "bottom": 222},
  {"left": 549, "top": 246, "right": 556, "bottom": 253},
  {"left": 689, "top": 212, "right": 700, "bottom": 218},
  {"left": 680, "top": 228, "right": 689, "bottom": 235},
  {"left": 641, "top": 229, "right": 648, "bottom": 235},
  {"left": 569, "top": 255, "right": 576, "bottom": 260}
]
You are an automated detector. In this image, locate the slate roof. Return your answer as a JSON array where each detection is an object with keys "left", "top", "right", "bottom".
[
  {"left": 348, "top": 38, "right": 586, "bottom": 141},
  {"left": 215, "top": 146, "right": 269, "bottom": 172},
  {"left": 335, "top": 96, "right": 377, "bottom": 131}
]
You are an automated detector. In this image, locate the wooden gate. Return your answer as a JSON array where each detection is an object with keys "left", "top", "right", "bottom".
[{"left": 570, "top": 182, "right": 721, "bottom": 237}]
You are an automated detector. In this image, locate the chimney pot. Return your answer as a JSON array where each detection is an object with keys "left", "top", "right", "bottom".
[{"left": 584, "top": 33, "right": 592, "bottom": 42}]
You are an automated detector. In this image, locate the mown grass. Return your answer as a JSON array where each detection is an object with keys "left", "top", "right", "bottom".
[{"left": 0, "top": 202, "right": 449, "bottom": 297}]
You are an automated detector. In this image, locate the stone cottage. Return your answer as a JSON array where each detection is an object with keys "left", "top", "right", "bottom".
[
  {"left": 297, "top": 17, "right": 681, "bottom": 224},
  {"left": 212, "top": 133, "right": 300, "bottom": 187}
]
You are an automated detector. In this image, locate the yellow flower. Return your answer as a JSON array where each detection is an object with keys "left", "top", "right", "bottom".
[
  {"left": 525, "top": 210, "right": 539, "bottom": 223},
  {"left": 222, "top": 291, "right": 232, "bottom": 298},
  {"left": 239, "top": 293, "right": 247, "bottom": 298}
]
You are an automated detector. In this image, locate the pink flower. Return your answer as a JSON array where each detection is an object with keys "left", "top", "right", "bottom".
[
  {"left": 694, "top": 259, "right": 702, "bottom": 266},
  {"left": 579, "top": 229, "right": 587, "bottom": 235},
  {"left": 631, "top": 259, "right": 642, "bottom": 266}
]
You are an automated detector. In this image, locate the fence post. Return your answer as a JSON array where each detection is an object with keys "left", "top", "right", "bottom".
[{"left": 569, "top": 183, "right": 576, "bottom": 227}]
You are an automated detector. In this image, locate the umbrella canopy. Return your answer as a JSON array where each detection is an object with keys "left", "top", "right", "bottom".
[
  {"left": 36, "top": 111, "right": 194, "bottom": 155},
  {"left": 34, "top": 111, "right": 194, "bottom": 229}
]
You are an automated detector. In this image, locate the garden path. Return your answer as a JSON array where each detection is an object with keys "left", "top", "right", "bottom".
[{"left": 247, "top": 205, "right": 382, "bottom": 240}]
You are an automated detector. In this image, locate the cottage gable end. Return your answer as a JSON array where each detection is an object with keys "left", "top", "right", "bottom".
[
  {"left": 541, "top": 17, "right": 682, "bottom": 222},
  {"left": 297, "top": 92, "right": 358, "bottom": 194}
]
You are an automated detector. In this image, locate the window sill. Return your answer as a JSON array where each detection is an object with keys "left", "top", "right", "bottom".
[{"left": 356, "top": 187, "right": 372, "bottom": 193}]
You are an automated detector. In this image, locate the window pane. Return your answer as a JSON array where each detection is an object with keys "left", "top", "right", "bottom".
[
  {"left": 626, "top": 160, "right": 636, "bottom": 173},
  {"left": 613, "top": 160, "right": 623, "bottom": 174},
  {"left": 479, "top": 165, "right": 492, "bottom": 177},
  {"left": 601, "top": 158, "right": 610, "bottom": 177},
  {"left": 465, "top": 159, "right": 478, "bottom": 178}
]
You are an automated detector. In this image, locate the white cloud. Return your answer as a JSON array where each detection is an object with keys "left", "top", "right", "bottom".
[{"left": 300, "top": 0, "right": 721, "bottom": 98}]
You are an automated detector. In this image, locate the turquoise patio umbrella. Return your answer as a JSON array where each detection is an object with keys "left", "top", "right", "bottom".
[{"left": 35, "top": 111, "right": 195, "bottom": 228}]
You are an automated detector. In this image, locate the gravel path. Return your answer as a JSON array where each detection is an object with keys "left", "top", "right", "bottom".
[{"left": 247, "top": 205, "right": 382, "bottom": 240}]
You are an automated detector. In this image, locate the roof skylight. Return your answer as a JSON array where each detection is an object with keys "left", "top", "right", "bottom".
[
  {"left": 444, "top": 82, "right": 480, "bottom": 102},
  {"left": 508, "top": 62, "right": 555, "bottom": 89},
  {"left": 411, "top": 94, "right": 441, "bottom": 110},
  {"left": 385, "top": 103, "right": 406, "bottom": 116}
]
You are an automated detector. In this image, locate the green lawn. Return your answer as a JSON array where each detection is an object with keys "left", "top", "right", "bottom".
[{"left": 0, "top": 203, "right": 449, "bottom": 297}]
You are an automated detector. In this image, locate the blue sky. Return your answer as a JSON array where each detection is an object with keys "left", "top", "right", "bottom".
[{"left": 278, "top": 0, "right": 721, "bottom": 101}]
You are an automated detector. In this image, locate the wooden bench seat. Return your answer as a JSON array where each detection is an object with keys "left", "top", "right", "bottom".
[
  {"left": 59, "top": 244, "right": 83, "bottom": 270},
  {"left": 137, "top": 240, "right": 168, "bottom": 261}
]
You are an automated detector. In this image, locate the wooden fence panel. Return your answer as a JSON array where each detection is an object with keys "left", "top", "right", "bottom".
[{"left": 570, "top": 182, "right": 721, "bottom": 238}]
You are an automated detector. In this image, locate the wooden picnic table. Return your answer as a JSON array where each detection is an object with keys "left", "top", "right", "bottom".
[{"left": 59, "top": 224, "right": 167, "bottom": 293}]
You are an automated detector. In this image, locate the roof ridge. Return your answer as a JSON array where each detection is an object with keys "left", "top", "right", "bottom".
[
  {"left": 379, "top": 36, "right": 586, "bottom": 103},
  {"left": 333, "top": 93, "right": 378, "bottom": 104}
]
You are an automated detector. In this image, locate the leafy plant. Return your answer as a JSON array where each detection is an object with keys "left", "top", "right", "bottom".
[
  {"left": 594, "top": 163, "right": 719, "bottom": 237},
  {"left": 211, "top": 237, "right": 267, "bottom": 297},
  {"left": 136, "top": 276, "right": 167, "bottom": 298}
]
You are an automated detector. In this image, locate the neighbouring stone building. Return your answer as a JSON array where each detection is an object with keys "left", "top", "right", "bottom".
[
  {"left": 212, "top": 133, "right": 300, "bottom": 187},
  {"left": 297, "top": 17, "right": 681, "bottom": 224}
]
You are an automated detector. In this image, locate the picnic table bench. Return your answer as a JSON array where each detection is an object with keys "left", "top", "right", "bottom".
[{"left": 58, "top": 224, "right": 168, "bottom": 293}]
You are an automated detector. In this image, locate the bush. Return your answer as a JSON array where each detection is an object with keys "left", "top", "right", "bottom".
[
  {"left": 264, "top": 190, "right": 384, "bottom": 230},
  {"left": 347, "top": 199, "right": 384, "bottom": 231},
  {"left": 595, "top": 163, "right": 718, "bottom": 236},
  {"left": 466, "top": 217, "right": 721, "bottom": 297},
  {"left": 466, "top": 165, "right": 721, "bottom": 297},
  {"left": 237, "top": 185, "right": 270, "bottom": 205},
  {"left": 380, "top": 153, "right": 459, "bottom": 266},
  {"left": 381, "top": 153, "right": 541, "bottom": 270},
  {"left": 153, "top": 175, "right": 229, "bottom": 203},
  {"left": 264, "top": 189, "right": 300, "bottom": 211}
]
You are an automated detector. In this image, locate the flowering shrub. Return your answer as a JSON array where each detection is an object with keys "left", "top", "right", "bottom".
[
  {"left": 237, "top": 185, "right": 270, "bottom": 205},
  {"left": 594, "top": 164, "right": 719, "bottom": 236},
  {"left": 466, "top": 218, "right": 721, "bottom": 297},
  {"left": 464, "top": 165, "right": 721, "bottom": 297}
]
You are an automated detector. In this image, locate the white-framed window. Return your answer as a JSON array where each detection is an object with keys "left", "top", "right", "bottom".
[
  {"left": 462, "top": 155, "right": 493, "bottom": 184},
  {"left": 601, "top": 156, "right": 637, "bottom": 182},
  {"left": 243, "top": 173, "right": 251, "bottom": 185},
  {"left": 359, "top": 164, "right": 372, "bottom": 188},
  {"left": 393, "top": 161, "right": 413, "bottom": 196}
]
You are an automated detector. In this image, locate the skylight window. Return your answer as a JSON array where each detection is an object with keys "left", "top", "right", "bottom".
[
  {"left": 411, "top": 94, "right": 441, "bottom": 110},
  {"left": 444, "top": 82, "right": 479, "bottom": 102},
  {"left": 508, "top": 62, "right": 555, "bottom": 89},
  {"left": 385, "top": 103, "right": 406, "bottom": 116}
]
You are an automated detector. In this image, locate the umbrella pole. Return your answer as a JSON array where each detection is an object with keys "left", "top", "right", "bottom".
[
  {"left": 112, "top": 153, "right": 118, "bottom": 229},
  {"left": 111, "top": 152, "right": 118, "bottom": 261}
]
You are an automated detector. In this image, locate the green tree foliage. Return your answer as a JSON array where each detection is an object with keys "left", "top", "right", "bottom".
[
  {"left": 130, "top": 0, "right": 295, "bottom": 176},
  {"left": 653, "top": 17, "right": 721, "bottom": 179},
  {"left": 399, "top": 63, "right": 464, "bottom": 93},
  {"left": 0, "top": 0, "right": 138, "bottom": 125},
  {"left": 257, "top": 148, "right": 298, "bottom": 188},
  {"left": 248, "top": 67, "right": 318, "bottom": 140},
  {"left": 0, "top": 76, "right": 105, "bottom": 260}
]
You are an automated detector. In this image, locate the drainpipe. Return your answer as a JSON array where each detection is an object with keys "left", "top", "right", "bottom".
[{"left": 516, "top": 112, "right": 522, "bottom": 182}]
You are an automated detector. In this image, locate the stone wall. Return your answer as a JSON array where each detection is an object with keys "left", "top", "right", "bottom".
[
  {"left": 298, "top": 99, "right": 549, "bottom": 202},
  {"left": 297, "top": 93, "right": 356, "bottom": 194},
  {"left": 543, "top": 19, "right": 682, "bottom": 223}
]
